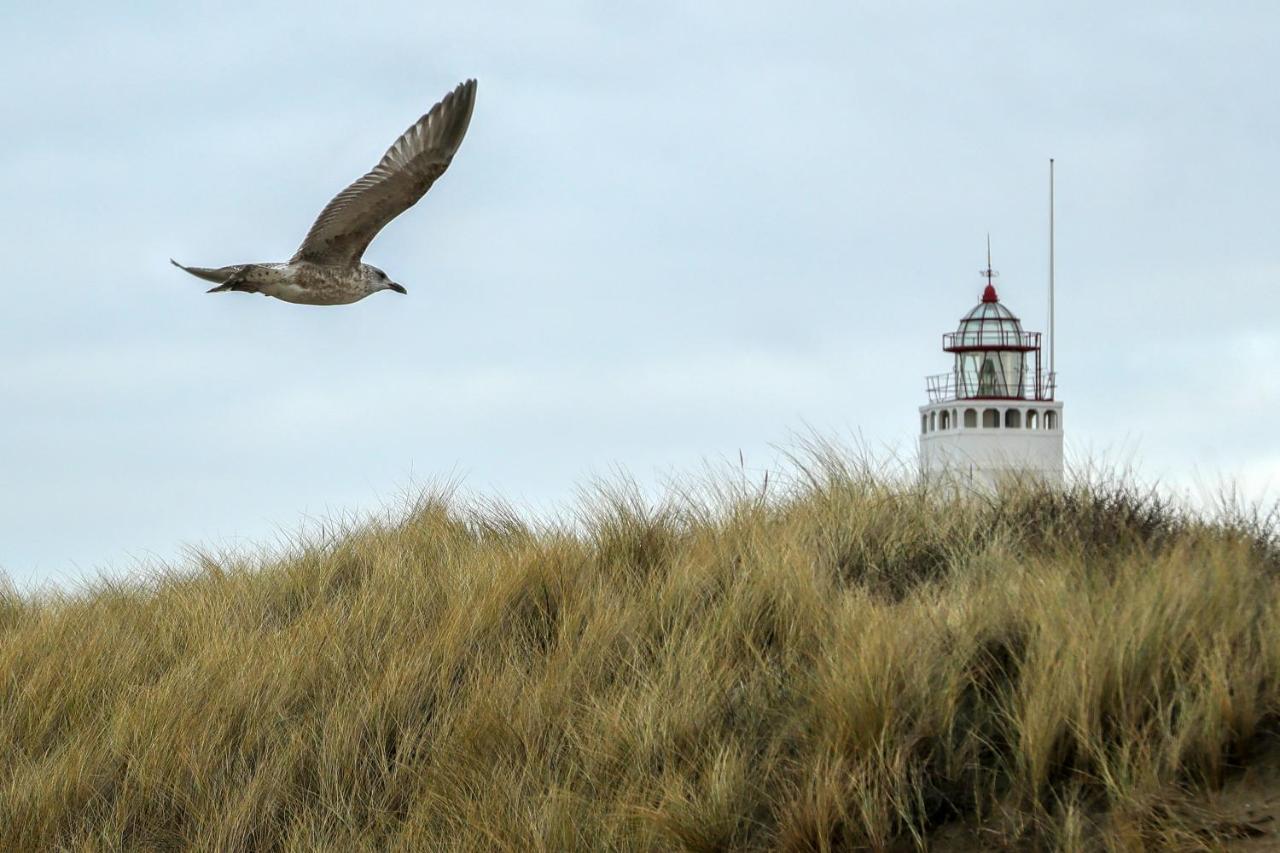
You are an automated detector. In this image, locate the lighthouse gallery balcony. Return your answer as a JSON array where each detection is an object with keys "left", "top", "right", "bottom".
[
  {"left": 926, "top": 369, "right": 1057, "bottom": 403},
  {"left": 941, "top": 329, "right": 1040, "bottom": 351}
]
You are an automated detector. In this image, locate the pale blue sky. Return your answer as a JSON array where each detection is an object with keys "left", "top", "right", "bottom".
[{"left": 2, "top": 2, "right": 1277, "bottom": 586}]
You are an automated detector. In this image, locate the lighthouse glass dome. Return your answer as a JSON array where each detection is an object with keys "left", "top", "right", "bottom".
[
  {"left": 955, "top": 301, "right": 1023, "bottom": 346},
  {"left": 954, "top": 300, "right": 1027, "bottom": 398}
]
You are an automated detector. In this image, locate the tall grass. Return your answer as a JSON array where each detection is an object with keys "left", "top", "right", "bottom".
[{"left": 1, "top": 449, "right": 1277, "bottom": 850}]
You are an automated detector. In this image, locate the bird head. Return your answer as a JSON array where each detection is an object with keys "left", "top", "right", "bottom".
[{"left": 366, "top": 265, "right": 407, "bottom": 295}]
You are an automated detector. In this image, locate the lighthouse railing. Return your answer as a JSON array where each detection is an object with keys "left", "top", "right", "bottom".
[
  {"left": 926, "top": 370, "right": 1056, "bottom": 403},
  {"left": 942, "top": 330, "right": 1041, "bottom": 352}
]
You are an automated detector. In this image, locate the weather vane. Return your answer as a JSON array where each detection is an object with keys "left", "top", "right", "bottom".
[{"left": 980, "top": 233, "right": 999, "bottom": 289}]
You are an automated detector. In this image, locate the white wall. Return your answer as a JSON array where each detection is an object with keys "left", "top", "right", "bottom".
[{"left": 918, "top": 401, "right": 1064, "bottom": 490}]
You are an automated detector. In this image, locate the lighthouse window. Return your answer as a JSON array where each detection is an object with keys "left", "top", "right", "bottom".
[
  {"left": 1027, "top": 410, "right": 1039, "bottom": 429},
  {"left": 1045, "top": 411, "right": 1058, "bottom": 430},
  {"left": 982, "top": 408, "right": 1000, "bottom": 428},
  {"left": 940, "top": 410, "right": 950, "bottom": 430},
  {"left": 930, "top": 412, "right": 937, "bottom": 432},
  {"left": 956, "top": 351, "right": 1027, "bottom": 399},
  {"left": 921, "top": 415, "right": 927, "bottom": 435},
  {"left": 963, "top": 409, "right": 977, "bottom": 428},
  {"left": 1005, "top": 409, "right": 1021, "bottom": 429}
]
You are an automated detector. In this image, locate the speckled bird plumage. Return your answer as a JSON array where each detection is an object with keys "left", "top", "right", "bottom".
[{"left": 172, "top": 79, "right": 476, "bottom": 306}]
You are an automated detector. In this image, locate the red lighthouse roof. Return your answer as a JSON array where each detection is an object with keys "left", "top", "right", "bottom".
[{"left": 981, "top": 283, "right": 999, "bottom": 303}]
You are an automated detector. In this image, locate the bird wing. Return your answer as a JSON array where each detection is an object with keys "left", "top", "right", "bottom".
[{"left": 291, "top": 79, "right": 477, "bottom": 267}]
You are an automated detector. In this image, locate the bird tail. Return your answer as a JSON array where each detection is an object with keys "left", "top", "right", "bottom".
[
  {"left": 170, "top": 259, "right": 244, "bottom": 284},
  {"left": 171, "top": 259, "right": 260, "bottom": 294}
]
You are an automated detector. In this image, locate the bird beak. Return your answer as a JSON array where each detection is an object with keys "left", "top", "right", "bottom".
[{"left": 388, "top": 282, "right": 407, "bottom": 294}]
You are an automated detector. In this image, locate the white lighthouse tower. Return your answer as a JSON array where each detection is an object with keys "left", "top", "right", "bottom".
[{"left": 918, "top": 247, "right": 1063, "bottom": 491}]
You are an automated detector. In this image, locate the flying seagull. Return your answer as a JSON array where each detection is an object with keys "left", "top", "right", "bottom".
[{"left": 172, "top": 78, "right": 477, "bottom": 305}]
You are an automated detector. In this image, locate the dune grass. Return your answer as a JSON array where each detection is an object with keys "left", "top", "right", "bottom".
[{"left": 2, "top": 449, "right": 1278, "bottom": 851}]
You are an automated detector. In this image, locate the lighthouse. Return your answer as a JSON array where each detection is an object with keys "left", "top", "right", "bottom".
[{"left": 918, "top": 249, "right": 1063, "bottom": 490}]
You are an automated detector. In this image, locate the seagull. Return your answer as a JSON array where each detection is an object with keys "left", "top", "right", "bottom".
[{"left": 172, "top": 79, "right": 476, "bottom": 305}]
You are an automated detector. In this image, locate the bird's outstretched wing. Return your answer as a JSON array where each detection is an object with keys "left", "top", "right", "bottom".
[{"left": 292, "top": 79, "right": 477, "bottom": 267}]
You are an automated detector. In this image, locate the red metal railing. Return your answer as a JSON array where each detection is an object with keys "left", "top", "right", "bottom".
[
  {"left": 926, "top": 370, "right": 1057, "bottom": 403},
  {"left": 942, "top": 330, "right": 1041, "bottom": 351}
]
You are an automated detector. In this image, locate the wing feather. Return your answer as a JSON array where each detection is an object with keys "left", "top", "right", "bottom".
[{"left": 292, "top": 79, "right": 477, "bottom": 266}]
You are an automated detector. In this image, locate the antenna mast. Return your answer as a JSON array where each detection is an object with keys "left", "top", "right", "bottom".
[{"left": 1048, "top": 159, "right": 1056, "bottom": 394}]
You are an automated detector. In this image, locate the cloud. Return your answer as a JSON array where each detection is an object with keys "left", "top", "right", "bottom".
[{"left": 3, "top": 1, "right": 1279, "bottom": 583}]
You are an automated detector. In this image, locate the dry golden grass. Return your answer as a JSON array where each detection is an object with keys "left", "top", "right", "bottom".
[{"left": 2, "top": 448, "right": 1278, "bottom": 851}]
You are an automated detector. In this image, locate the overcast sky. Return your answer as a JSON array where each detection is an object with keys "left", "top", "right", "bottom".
[{"left": 2, "top": 2, "right": 1277, "bottom": 587}]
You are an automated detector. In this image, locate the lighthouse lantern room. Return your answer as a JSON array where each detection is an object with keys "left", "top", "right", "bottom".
[{"left": 919, "top": 252, "right": 1063, "bottom": 490}]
